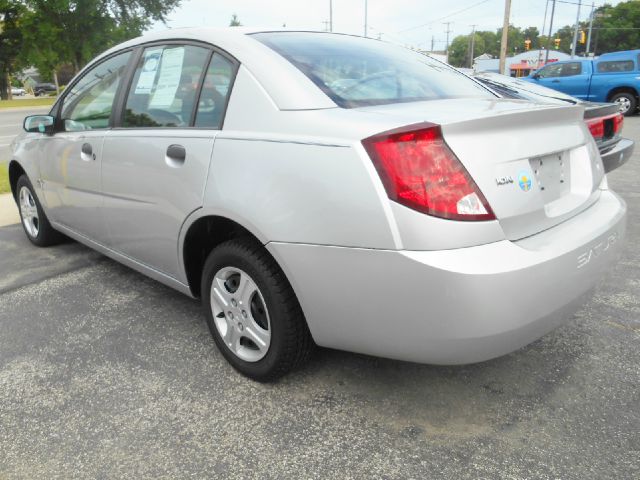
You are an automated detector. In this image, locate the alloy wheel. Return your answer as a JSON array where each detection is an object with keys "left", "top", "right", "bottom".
[
  {"left": 19, "top": 186, "right": 39, "bottom": 238},
  {"left": 615, "top": 96, "right": 631, "bottom": 114},
  {"left": 210, "top": 266, "right": 271, "bottom": 362}
]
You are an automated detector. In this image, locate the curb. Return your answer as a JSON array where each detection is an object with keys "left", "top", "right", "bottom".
[{"left": 0, "top": 192, "right": 19, "bottom": 227}]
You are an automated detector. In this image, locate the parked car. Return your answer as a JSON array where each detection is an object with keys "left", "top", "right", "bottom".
[
  {"left": 523, "top": 50, "right": 640, "bottom": 116},
  {"left": 10, "top": 86, "right": 26, "bottom": 96},
  {"left": 9, "top": 29, "right": 626, "bottom": 380},
  {"left": 33, "top": 83, "right": 58, "bottom": 96},
  {"left": 474, "top": 71, "right": 634, "bottom": 173}
]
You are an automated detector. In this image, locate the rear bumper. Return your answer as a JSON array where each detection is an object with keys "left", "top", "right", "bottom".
[
  {"left": 267, "top": 190, "right": 626, "bottom": 364},
  {"left": 600, "top": 137, "right": 634, "bottom": 173}
]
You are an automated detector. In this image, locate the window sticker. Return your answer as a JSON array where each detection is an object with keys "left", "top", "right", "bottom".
[
  {"left": 135, "top": 49, "right": 162, "bottom": 94},
  {"left": 149, "top": 47, "right": 185, "bottom": 108}
]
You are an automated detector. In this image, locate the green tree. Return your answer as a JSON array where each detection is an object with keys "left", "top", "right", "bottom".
[
  {"left": 448, "top": 34, "right": 470, "bottom": 67},
  {"left": 523, "top": 26, "right": 540, "bottom": 50},
  {"left": 448, "top": 26, "right": 532, "bottom": 67},
  {"left": 229, "top": 14, "right": 242, "bottom": 27},
  {"left": 591, "top": 1, "right": 640, "bottom": 55},
  {"left": 24, "top": 0, "right": 182, "bottom": 76},
  {"left": 542, "top": 1, "right": 640, "bottom": 56},
  {"left": 0, "top": 1, "right": 26, "bottom": 99}
]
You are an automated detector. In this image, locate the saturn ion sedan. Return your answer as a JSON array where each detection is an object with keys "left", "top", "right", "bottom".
[{"left": 8, "top": 29, "right": 626, "bottom": 381}]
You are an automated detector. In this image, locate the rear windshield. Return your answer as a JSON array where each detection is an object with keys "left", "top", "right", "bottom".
[{"left": 252, "top": 32, "right": 493, "bottom": 108}]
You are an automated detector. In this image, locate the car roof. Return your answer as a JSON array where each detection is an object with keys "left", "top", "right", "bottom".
[
  {"left": 90, "top": 28, "right": 339, "bottom": 110},
  {"left": 598, "top": 49, "right": 640, "bottom": 59}
]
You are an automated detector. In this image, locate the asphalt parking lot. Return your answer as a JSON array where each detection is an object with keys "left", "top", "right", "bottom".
[{"left": 0, "top": 118, "right": 639, "bottom": 479}]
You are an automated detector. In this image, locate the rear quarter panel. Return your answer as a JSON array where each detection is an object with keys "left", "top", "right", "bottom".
[
  {"left": 589, "top": 69, "right": 640, "bottom": 102},
  {"left": 203, "top": 137, "right": 397, "bottom": 249}
]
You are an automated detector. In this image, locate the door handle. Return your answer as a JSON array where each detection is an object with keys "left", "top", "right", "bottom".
[
  {"left": 166, "top": 144, "right": 186, "bottom": 161},
  {"left": 81, "top": 142, "right": 96, "bottom": 161},
  {"left": 165, "top": 144, "right": 186, "bottom": 167},
  {"left": 552, "top": 79, "right": 560, "bottom": 83}
]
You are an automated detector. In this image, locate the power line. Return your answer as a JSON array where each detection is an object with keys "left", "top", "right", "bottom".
[{"left": 397, "top": 0, "right": 491, "bottom": 34}]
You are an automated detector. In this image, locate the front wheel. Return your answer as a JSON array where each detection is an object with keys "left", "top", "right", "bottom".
[
  {"left": 16, "top": 175, "right": 64, "bottom": 247},
  {"left": 201, "top": 238, "right": 314, "bottom": 381},
  {"left": 610, "top": 92, "right": 637, "bottom": 116}
]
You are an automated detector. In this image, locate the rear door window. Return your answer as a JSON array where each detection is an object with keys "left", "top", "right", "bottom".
[
  {"left": 596, "top": 60, "right": 635, "bottom": 73},
  {"left": 123, "top": 45, "right": 209, "bottom": 127},
  {"left": 194, "top": 53, "right": 236, "bottom": 128}
]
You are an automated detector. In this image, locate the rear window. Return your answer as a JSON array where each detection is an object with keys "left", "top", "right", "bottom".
[
  {"left": 252, "top": 32, "right": 493, "bottom": 108},
  {"left": 597, "top": 60, "right": 635, "bottom": 73}
]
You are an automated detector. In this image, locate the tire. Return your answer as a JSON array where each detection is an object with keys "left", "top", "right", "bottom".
[
  {"left": 15, "top": 175, "right": 64, "bottom": 247},
  {"left": 201, "top": 238, "right": 314, "bottom": 381},
  {"left": 610, "top": 91, "right": 637, "bottom": 117}
]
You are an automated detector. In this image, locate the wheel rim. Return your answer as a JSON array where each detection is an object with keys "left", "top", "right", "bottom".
[
  {"left": 210, "top": 266, "right": 271, "bottom": 362},
  {"left": 18, "top": 186, "right": 39, "bottom": 238},
  {"left": 615, "top": 96, "right": 631, "bottom": 114}
]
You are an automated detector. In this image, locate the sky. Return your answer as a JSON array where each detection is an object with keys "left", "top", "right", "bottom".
[{"left": 149, "top": 0, "right": 624, "bottom": 51}]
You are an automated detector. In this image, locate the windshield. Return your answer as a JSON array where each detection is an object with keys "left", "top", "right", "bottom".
[{"left": 252, "top": 32, "right": 494, "bottom": 108}]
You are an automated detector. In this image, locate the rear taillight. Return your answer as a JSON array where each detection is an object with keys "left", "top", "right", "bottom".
[
  {"left": 362, "top": 123, "right": 495, "bottom": 221},
  {"left": 586, "top": 117, "right": 604, "bottom": 140},
  {"left": 586, "top": 113, "right": 623, "bottom": 141},
  {"left": 613, "top": 113, "right": 624, "bottom": 134}
]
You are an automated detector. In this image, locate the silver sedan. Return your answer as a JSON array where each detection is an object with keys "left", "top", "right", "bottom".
[{"left": 8, "top": 29, "right": 626, "bottom": 380}]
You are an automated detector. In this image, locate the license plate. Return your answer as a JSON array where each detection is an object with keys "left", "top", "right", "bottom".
[{"left": 529, "top": 151, "right": 570, "bottom": 201}]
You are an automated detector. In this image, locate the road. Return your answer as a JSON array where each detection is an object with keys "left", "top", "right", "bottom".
[
  {"left": 0, "top": 106, "right": 51, "bottom": 162},
  {"left": 0, "top": 118, "right": 638, "bottom": 479}
]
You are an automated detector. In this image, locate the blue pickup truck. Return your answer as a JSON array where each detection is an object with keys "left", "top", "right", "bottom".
[{"left": 525, "top": 50, "right": 640, "bottom": 116}]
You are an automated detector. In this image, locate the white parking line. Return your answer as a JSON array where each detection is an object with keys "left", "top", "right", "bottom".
[
  {"left": 0, "top": 135, "right": 16, "bottom": 139},
  {"left": 0, "top": 143, "right": 10, "bottom": 147},
  {"left": 0, "top": 124, "right": 21, "bottom": 128}
]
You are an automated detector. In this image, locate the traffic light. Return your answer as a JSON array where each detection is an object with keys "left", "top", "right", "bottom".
[
  {"left": 524, "top": 39, "right": 531, "bottom": 51},
  {"left": 554, "top": 38, "right": 561, "bottom": 49},
  {"left": 580, "top": 30, "right": 586, "bottom": 44}
]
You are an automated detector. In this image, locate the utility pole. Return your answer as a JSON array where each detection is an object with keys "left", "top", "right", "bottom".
[
  {"left": 469, "top": 25, "right": 478, "bottom": 68},
  {"left": 545, "top": 0, "right": 557, "bottom": 63},
  {"left": 586, "top": 2, "right": 595, "bottom": 56},
  {"left": 498, "top": 0, "right": 512, "bottom": 75},
  {"left": 570, "top": 0, "right": 582, "bottom": 57},
  {"left": 539, "top": 0, "right": 550, "bottom": 66},
  {"left": 443, "top": 22, "right": 452, "bottom": 62},
  {"left": 364, "top": 0, "right": 368, "bottom": 37},
  {"left": 329, "top": 0, "right": 333, "bottom": 32}
]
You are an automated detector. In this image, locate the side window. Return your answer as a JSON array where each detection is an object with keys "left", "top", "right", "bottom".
[
  {"left": 538, "top": 64, "right": 563, "bottom": 78},
  {"left": 194, "top": 53, "right": 235, "bottom": 129},
  {"left": 596, "top": 60, "right": 634, "bottom": 73},
  {"left": 561, "top": 62, "right": 582, "bottom": 77},
  {"left": 60, "top": 51, "right": 131, "bottom": 131},
  {"left": 124, "top": 45, "right": 209, "bottom": 128}
]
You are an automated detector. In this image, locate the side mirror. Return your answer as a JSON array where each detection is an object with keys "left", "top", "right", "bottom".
[
  {"left": 23, "top": 115, "right": 55, "bottom": 134},
  {"left": 532, "top": 73, "right": 541, "bottom": 80}
]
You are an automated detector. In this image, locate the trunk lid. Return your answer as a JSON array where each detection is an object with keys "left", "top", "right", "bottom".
[{"left": 357, "top": 98, "right": 605, "bottom": 240}]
